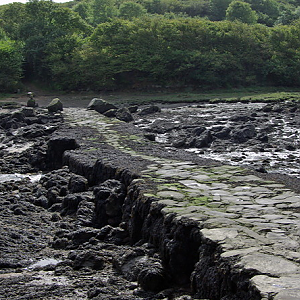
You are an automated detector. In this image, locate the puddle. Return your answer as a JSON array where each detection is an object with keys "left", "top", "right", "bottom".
[
  {"left": 26, "top": 272, "right": 69, "bottom": 286},
  {"left": 26, "top": 258, "right": 62, "bottom": 270},
  {"left": 0, "top": 142, "right": 34, "bottom": 153},
  {"left": 0, "top": 173, "right": 42, "bottom": 183}
]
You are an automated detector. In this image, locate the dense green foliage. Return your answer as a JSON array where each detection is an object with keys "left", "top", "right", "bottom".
[
  {"left": 0, "top": 0, "right": 300, "bottom": 91},
  {"left": 226, "top": 1, "right": 258, "bottom": 24},
  {"left": 0, "top": 32, "right": 23, "bottom": 92}
]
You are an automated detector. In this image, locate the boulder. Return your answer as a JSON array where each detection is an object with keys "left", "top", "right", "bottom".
[
  {"left": 95, "top": 225, "right": 128, "bottom": 244},
  {"left": 213, "top": 126, "right": 231, "bottom": 139},
  {"left": 71, "top": 228, "right": 100, "bottom": 246},
  {"left": 192, "top": 126, "right": 206, "bottom": 136},
  {"left": 188, "top": 130, "right": 213, "bottom": 148},
  {"left": 87, "top": 98, "right": 117, "bottom": 114},
  {"left": 139, "top": 105, "right": 161, "bottom": 116},
  {"left": 149, "top": 119, "right": 178, "bottom": 134},
  {"left": 61, "top": 194, "right": 83, "bottom": 215},
  {"left": 12, "top": 111, "right": 25, "bottom": 122},
  {"left": 194, "top": 130, "right": 213, "bottom": 148},
  {"left": 113, "top": 247, "right": 166, "bottom": 291},
  {"left": 76, "top": 200, "right": 95, "bottom": 227},
  {"left": 172, "top": 137, "right": 186, "bottom": 148},
  {"left": 47, "top": 98, "right": 63, "bottom": 113},
  {"left": 115, "top": 107, "right": 134, "bottom": 122}
]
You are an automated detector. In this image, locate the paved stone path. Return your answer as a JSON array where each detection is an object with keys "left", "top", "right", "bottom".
[{"left": 65, "top": 108, "right": 300, "bottom": 300}]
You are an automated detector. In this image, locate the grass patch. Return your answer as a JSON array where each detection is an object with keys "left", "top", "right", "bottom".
[
  {"left": 188, "top": 195, "right": 211, "bottom": 206},
  {"left": 101, "top": 87, "right": 300, "bottom": 105}
]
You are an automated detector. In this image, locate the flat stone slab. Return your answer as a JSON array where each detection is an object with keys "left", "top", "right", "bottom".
[
  {"left": 252, "top": 275, "right": 300, "bottom": 299},
  {"left": 238, "top": 253, "right": 299, "bottom": 276},
  {"left": 156, "top": 190, "right": 185, "bottom": 200}
]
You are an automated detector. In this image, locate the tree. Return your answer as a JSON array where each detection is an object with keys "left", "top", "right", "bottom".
[
  {"left": 18, "top": 0, "right": 91, "bottom": 84},
  {"left": 73, "top": 2, "right": 91, "bottom": 23},
  {"left": 0, "top": 38, "right": 23, "bottom": 92},
  {"left": 91, "top": 0, "right": 118, "bottom": 25},
  {"left": 119, "top": 2, "right": 147, "bottom": 20},
  {"left": 0, "top": 2, "right": 27, "bottom": 40},
  {"left": 268, "top": 21, "right": 300, "bottom": 86},
  {"left": 226, "top": 0, "right": 258, "bottom": 24},
  {"left": 248, "top": 0, "right": 279, "bottom": 26},
  {"left": 209, "top": 0, "right": 232, "bottom": 20}
]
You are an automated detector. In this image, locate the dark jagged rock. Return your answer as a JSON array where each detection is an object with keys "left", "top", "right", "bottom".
[
  {"left": 113, "top": 246, "right": 166, "bottom": 292},
  {"left": 71, "top": 250, "right": 105, "bottom": 270},
  {"left": 144, "top": 133, "right": 156, "bottom": 141},
  {"left": 71, "top": 228, "right": 100, "bottom": 246},
  {"left": 128, "top": 105, "right": 138, "bottom": 113},
  {"left": 115, "top": 107, "right": 134, "bottom": 122},
  {"left": 103, "top": 109, "right": 117, "bottom": 117},
  {"left": 61, "top": 194, "right": 83, "bottom": 215},
  {"left": 212, "top": 126, "right": 231, "bottom": 139},
  {"left": 138, "top": 263, "right": 166, "bottom": 292},
  {"left": 148, "top": 119, "right": 178, "bottom": 134},
  {"left": 47, "top": 136, "right": 79, "bottom": 169},
  {"left": 139, "top": 105, "right": 161, "bottom": 116},
  {"left": 230, "top": 123, "right": 257, "bottom": 143},
  {"left": 192, "top": 126, "right": 206, "bottom": 136},
  {"left": 21, "top": 107, "right": 35, "bottom": 117},
  {"left": 68, "top": 174, "right": 88, "bottom": 193},
  {"left": 93, "top": 179, "right": 126, "bottom": 228},
  {"left": 193, "top": 130, "right": 213, "bottom": 148}
]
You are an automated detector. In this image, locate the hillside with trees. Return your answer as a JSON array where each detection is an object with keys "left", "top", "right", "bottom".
[{"left": 1, "top": 0, "right": 300, "bottom": 92}]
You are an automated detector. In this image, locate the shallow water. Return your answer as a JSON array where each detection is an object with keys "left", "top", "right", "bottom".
[
  {"left": 0, "top": 173, "right": 42, "bottom": 183},
  {"left": 27, "top": 258, "right": 62, "bottom": 270},
  {"left": 135, "top": 102, "right": 300, "bottom": 178}
]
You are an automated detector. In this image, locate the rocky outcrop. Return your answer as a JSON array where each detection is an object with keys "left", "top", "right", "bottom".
[
  {"left": 55, "top": 103, "right": 300, "bottom": 299},
  {"left": 57, "top": 147, "right": 262, "bottom": 299}
]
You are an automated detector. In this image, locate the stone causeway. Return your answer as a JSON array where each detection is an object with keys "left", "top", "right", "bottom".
[{"left": 65, "top": 108, "right": 300, "bottom": 300}]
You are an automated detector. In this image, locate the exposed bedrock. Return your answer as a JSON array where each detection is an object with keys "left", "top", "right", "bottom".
[
  {"left": 42, "top": 107, "right": 300, "bottom": 299},
  {"left": 53, "top": 144, "right": 262, "bottom": 299}
]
